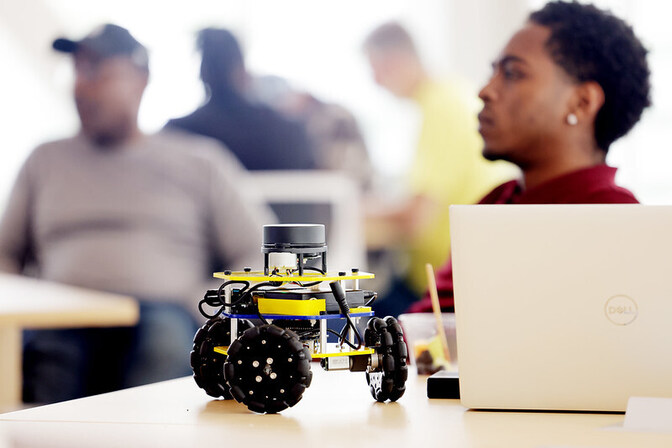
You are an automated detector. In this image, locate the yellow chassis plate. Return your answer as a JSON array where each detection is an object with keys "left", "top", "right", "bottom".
[
  {"left": 213, "top": 344, "right": 374, "bottom": 358},
  {"left": 213, "top": 270, "right": 374, "bottom": 282},
  {"left": 311, "top": 346, "right": 375, "bottom": 359},
  {"left": 214, "top": 346, "right": 228, "bottom": 355}
]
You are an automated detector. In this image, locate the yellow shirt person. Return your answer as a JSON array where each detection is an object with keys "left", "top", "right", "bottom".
[
  {"left": 364, "top": 21, "right": 515, "bottom": 311},
  {"left": 405, "top": 79, "right": 514, "bottom": 293}
]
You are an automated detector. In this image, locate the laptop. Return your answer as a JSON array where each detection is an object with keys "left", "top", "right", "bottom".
[{"left": 450, "top": 204, "right": 672, "bottom": 412}]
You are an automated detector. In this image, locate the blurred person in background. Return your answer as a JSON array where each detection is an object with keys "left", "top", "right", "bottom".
[
  {"left": 252, "top": 75, "right": 373, "bottom": 190},
  {"left": 0, "top": 24, "right": 272, "bottom": 403},
  {"left": 363, "top": 21, "right": 515, "bottom": 317},
  {"left": 166, "top": 28, "right": 316, "bottom": 171},
  {"left": 410, "top": 1, "right": 650, "bottom": 312}
]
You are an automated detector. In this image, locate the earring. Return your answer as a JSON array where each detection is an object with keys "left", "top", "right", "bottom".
[{"left": 566, "top": 113, "right": 578, "bottom": 126}]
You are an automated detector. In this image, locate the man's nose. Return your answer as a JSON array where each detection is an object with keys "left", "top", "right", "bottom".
[{"left": 478, "top": 76, "right": 498, "bottom": 103}]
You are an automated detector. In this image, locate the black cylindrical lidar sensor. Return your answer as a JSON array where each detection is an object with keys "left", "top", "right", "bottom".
[{"left": 262, "top": 224, "right": 326, "bottom": 250}]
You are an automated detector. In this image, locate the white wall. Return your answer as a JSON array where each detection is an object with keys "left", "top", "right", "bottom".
[
  {"left": 446, "top": 0, "right": 530, "bottom": 85},
  {"left": 0, "top": 0, "right": 670, "bottom": 208}
]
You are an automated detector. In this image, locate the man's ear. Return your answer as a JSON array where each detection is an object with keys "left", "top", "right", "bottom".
[{"left": 573, "top": 81, "right": 605, "bottom": 122}]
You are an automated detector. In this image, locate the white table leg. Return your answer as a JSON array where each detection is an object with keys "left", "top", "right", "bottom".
[{"left": 0, "top": 326, "right": 22, "bottom": 411}]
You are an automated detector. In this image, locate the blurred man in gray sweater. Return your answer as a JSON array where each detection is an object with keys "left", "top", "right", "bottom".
[{"left": 0, "top": 24, "right": 272, "bottom": 403}]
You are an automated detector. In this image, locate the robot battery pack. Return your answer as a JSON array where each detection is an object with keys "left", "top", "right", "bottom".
[{"left": 256, "top": 289, "right": 371, "bottom": 313}]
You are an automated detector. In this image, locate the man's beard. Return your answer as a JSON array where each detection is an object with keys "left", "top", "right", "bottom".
[
  {"left": 83, "top": 122, "right": 133, "bottom": 148},
  {"left": 482, "top": 146, "right": 507, "bottom": 162}
]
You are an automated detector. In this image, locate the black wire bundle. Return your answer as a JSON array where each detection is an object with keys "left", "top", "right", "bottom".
[
  {"left": 292, "top": 265, "right": 326, "bottom": 287},
  {"left": 329, "top": 281, "right": 363, "bottom": 349},
  {"left": 198, "top": 280, "right": 250, "bottom": 318},
  {"left": 198, "top": 280, "right": 282, "bottom": 320}
]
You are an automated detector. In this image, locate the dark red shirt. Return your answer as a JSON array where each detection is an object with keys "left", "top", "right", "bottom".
[{"left": 408, "top": 164, "right": 638, "bottom": 313}]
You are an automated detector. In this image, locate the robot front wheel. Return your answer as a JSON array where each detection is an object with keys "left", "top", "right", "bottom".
[{"left": 224, "top": 324, "right": 313, "bottom": 414}]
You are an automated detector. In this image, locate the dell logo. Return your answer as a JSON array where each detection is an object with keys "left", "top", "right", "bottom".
[
  {"left": 607, "top": 306, "right": 636, "bottom": 315},
  {"left": 604, "top": 295, "right": 638, "bottom": 325}
]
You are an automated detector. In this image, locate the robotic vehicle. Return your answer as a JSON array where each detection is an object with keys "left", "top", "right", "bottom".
[{"left": 190, "top": 224, "right": 408, "bottom": 414}]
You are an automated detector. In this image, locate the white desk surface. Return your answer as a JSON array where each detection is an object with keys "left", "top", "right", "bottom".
[
  {"left": 0, "top": 273, "right": 139, "bottom": 411},
  {"left": 1, "top": 367, "right": 670, "bottom": 448}
]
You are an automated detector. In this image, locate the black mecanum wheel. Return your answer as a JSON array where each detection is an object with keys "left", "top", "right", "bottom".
[
  {"left": 364, "top": 316, "right": 408, "bottom": 402},
  {"left": 224, "top": 324, "right": 312, "bottom": 414},
  {"left": 190, "top": 317, "right": 252, "bottom": 399}
]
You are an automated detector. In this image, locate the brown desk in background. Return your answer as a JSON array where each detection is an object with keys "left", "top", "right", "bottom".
[{"left": 0, "top": 273, "right": 138, "bottom": 411}]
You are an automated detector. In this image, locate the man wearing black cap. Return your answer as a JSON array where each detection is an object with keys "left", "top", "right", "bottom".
[{"left": 0, "top": 24, "right": 272, "bottom": 403}]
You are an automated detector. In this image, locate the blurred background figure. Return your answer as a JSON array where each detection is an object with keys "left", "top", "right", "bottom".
[
  {"left": 166, "top": 28, "right": 316, "bottom": 171},
  {"left": 362, "top": 21, "right": 516, "bottom": 317},
  {"left": 252, "top": 75, "right": 373, "bottom": 190},
  {"left": 0, "top": 24, "right": 271, "bottom": 403}
]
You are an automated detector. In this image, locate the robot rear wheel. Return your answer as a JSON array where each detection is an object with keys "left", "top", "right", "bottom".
[
  {"left": 190, "top": 316, "right": 253, "bottom": 399},
  {"left": 365, "top": 316, "right": 409, "bottom": 402}
]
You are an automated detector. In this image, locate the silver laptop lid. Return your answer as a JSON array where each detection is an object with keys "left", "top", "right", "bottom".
[{"left": 451, "top": 204, "right": 672, "bottom": 412}]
